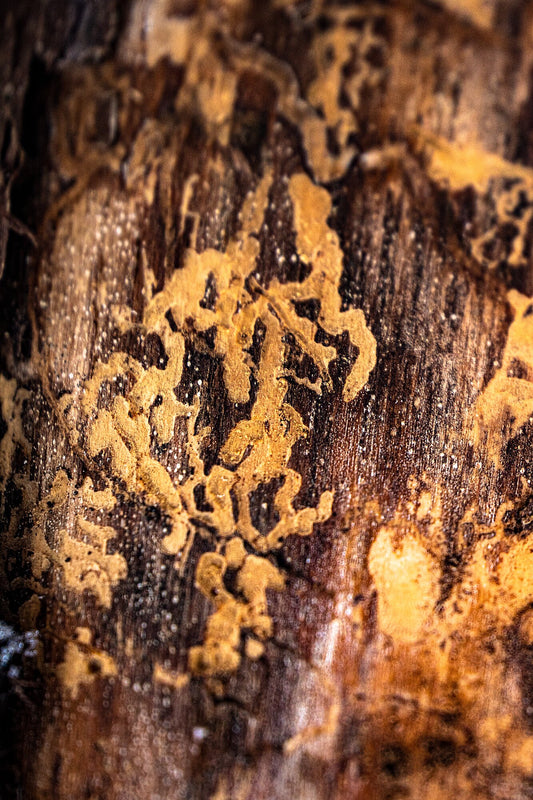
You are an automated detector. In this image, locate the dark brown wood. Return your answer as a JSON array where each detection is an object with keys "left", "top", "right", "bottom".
[{"left": 3, "top": 2, "right": 533, "bottom": 799}]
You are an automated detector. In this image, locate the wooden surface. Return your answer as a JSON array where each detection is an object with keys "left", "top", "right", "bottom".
[{"left": 3, "top": 1, "right": 533, "bottom": 798}]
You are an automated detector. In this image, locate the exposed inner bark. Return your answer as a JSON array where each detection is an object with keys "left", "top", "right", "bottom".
[{"left": 2, "top": 1, "right": 533, "bottom": 799}]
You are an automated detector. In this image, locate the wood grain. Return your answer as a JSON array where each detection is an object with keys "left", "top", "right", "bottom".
[{"left": 2, "top": 2, "right": 533, "bottom": 798}]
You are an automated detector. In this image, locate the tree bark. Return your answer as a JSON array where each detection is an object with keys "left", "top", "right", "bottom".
[{"left": 3, "top": 1, "right": 533, "bottom": 798}]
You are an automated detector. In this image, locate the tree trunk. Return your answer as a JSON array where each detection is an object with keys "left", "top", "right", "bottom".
[{"left": 3, "top": 1, "right": 533, "bottom": 798}]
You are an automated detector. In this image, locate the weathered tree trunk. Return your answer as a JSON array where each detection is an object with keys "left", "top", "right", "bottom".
[{"left": 3, "top": 1, "right": 533, "bottom": 798}]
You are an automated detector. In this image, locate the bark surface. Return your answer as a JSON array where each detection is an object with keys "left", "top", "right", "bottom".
[{"left": 3, "top": 1, "right": 533, "bottom": 798}]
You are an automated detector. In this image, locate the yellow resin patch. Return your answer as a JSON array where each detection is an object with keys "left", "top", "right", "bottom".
[
  {"left": 368, "top": 526, "right": 440, "bottom": 644},
  {"left": 123, "top": 1, "right": 387, "bottom": 184},
  {"left": 473, "top": 290, "right": 533, "bottom": 464},
  {"left": 57, "top": 627, "right": 117, "bottom": 699},
  {"left": 153, "top": 663, "right": 190, "bottom": 691},
  {"left": 48, "top": 168, "right": 376, "bottom": 678},
  {"left": 418, "top": 130, "right": 533, "bottom": 272},
  {"left": 28, "top": 471, "right": 127, "bottom": 609}
]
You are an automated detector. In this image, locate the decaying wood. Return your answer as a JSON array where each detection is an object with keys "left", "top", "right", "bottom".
[{"left": 3, "top": 1, "right": 533, "bottom": 798}]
